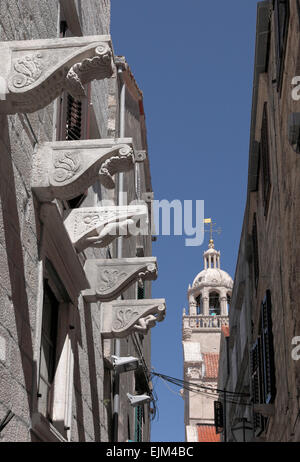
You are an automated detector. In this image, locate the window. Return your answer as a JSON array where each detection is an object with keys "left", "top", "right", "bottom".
[
  {"left": 226, "top": 294, "right": 231, "bottom": 313},
  {"left": 209, "top": 292, "right": 220, "bottom": 316},
  {"left": 274, "top": 0, "right": 290, "bottom": 92},
  {"left": 261, "top": 291, "right": 276, "bottom": 403},
  {"left": 38, "top": 280, "right": 59, "bottom": 420},
  {"left": 137, "top": 282, "right": 145, "bottom": 300},
  {"left": 196, "top": 294, "right": 203, "bottom": 315},
  {"left": 260, "top": 104, "right": 271, "bottom": 216},
  {"left": 57, "top": 19, "right": 89, "bottom": 210},
  {"left": 65, "top": 94, "right": 82, "bottom": 141},
  {"left": 36, "top": 259, "right": 74, "bottom": 439},
  {"left": 252, "top": 214, "right": 259, "bottom": 290},
  {"left": 251, "top": 290, "right": 276, "bottom": 436},
  {"left": 64, "top": 94, "right": 87, "bottom": 209}
]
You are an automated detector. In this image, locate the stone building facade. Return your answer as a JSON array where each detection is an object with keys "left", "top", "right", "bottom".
[
  {"left": 182, "top": 239, "right": 232, "bottom": 442},
  {"left": 0, "top": 0, "right": 165, "bottom": 442},
  {"left": 218, "top": 0, "right": 300, "bottom": 442}
]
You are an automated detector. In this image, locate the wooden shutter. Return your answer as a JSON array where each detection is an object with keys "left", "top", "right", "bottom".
[
  {"left": 38, "top": 280, "right": 59, "bottom": 419},
  {"left": 64, "top": 94, "right": 87, "bottom": 208},
  {"left": 214, "top": 401, "right": 223, "bottom": 434},
  {"left": 274, "top": 0, "right": 290, "bottom": 92},
  {"left": 134, "top": 406, "right": 143, "bottom": 442},
  {"left": 66, "top": 94, "right": 82, "bottom": 141},
  {"left": 252, "top": 214, "right": 259, "bottom": 289},
  {"left": 261, "top": 290, "right": 276, "bottom": 403},
  {"left": 251, "top": 338, "right": 266, "bottom": 435},
  {"left": 261, "top": 103, "right": 271, "bottom": 216},
  {"left": 138, "top": 283, "right": 145, "bottom": 300}
]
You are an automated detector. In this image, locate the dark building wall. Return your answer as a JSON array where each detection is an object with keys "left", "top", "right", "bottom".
[{"left": 0, "top": 0, "right": 154, "bottom": 442}]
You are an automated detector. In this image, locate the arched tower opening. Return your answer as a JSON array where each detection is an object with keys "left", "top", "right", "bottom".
[{"left": 209, "top": 291, "right": 221, "bottom": 315}]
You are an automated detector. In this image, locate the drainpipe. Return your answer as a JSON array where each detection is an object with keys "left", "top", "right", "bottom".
[{"left": 112, "top": 58, "right": 126, "bottom": 442}]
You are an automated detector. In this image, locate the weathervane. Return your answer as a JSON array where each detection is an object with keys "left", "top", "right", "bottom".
[{"left": 204, "top": 218, "right": 222, "bottom": 243}]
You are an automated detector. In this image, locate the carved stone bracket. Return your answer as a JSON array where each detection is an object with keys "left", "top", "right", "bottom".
[
  {"left": 0, "top": 35, "right": 114, "bottom": 114},
  {"left": 32, "top": 138, "right": 135, "bottom": 201},
  {"left": 82, "top": 256, "right": 157, "bottom": 302},
  {"left": 39, "top": 202, "right": 90, "bottom": 303},
  {"left": 64, "top": 205, "right": 149, "bottom": 252},
  {"left": 100, "top": 299, "right": 166, "bottom": 338}
]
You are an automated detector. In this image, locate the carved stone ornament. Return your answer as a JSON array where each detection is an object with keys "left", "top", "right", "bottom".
[
  {"left": 100, "top": 299, "right": 166, "bottom": 338},
  {"left": 182, "top": 327, "right": 193, "bottom": 341},
  {"left": 82, "top": 256, "right": 157, "bottom": 302},
  {"left": 64, "top": 205, "right": 149, "bottom": 252},
  {"left": 0, "top": 35, "right": 114, "bottom": 114},
  {"left": 32, "top": 138, "right": 135, "bottom": 201},
  {"left": 39, "top": 203, "right": 90, "bottom": 303}
]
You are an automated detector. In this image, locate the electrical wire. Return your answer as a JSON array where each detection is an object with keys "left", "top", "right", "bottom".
[
  {"left": 130, "top": 333, "right": 158, "bottom": 421},
  {"left": 151, "top": 371, "right": 250, "bottom": 397}
]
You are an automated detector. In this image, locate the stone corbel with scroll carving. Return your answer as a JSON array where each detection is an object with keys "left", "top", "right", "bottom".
[
  {"left": 0, "top": 35, "right": 114, "bottom": 114},
  {"left": 64, "top": 205, "right": 149, "bottom": 252},
  {"left": 100, "top": 299, "right": 166, "bottom": 338},
  {"left": 32, "top": 138, "right": 139, "bottom": 201},
  {"left": 82, "top": 256, "right": 157, "bottom": 302}
]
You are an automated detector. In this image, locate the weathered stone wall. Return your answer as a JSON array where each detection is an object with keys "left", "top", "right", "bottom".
[
  {"left": 0, "top": 0, "right": 154, "bottom": 443},
  {"left": 0, "top": 0, "right": 59, "bottom": 442},
  {"left": 221, "top": 0, "right": 300, "bottom": 442}
]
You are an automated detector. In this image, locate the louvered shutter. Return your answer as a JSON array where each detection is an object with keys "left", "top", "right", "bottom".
[
  {"left": 252, "top": 214, "right": 259, "bottom": 289},
  {"left": 261, "top": 103, "right": 271, "bottom": 216},
  {"left": 66, "top": 94, "right": 82, "bottom": 141},
  {"left": 65, "top": 94, "right": 87, "bottom": 208},
  {"left": 214, "top": 401, "right": 223, "bottom": 434},
  {"left": 138, "top": 283, "right": 145, "bottom": 300},
  {"left": 261, "top": 290, "right": 276, "bottom": 403},
  {"left": 274, "top": 0, "right": 290, "bottom": 91},
  {"left": 251, "top": 338, "right": 265, "bottom": 435}
]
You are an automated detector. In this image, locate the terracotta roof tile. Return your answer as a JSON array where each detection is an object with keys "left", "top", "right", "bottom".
[
  {"left": 197, "top": 425, "right": 220, "bottom": 442},
  {"left": 203, "top": 353, "right": 219, "bottom": 379}
]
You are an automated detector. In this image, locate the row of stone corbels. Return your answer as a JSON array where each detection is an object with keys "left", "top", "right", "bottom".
[
  {"left": 187, "top": 287, "right": 230, "bottom": 316},
  {"left": 2, "top": 33, "right": 166, "bottom": 339},
  {"left": 31, "top": 140, "right": 166, "bottom": 340},
  {"left": 40, "top": 202, "right": 166, "bottom": 339},
  {"left": 34, "top": 149, "right": 166, "bottom": 338}
]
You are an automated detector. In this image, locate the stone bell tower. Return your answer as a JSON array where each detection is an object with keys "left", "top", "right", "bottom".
[{"left": 182, "top": 239, "right": 233, "bottom": 442}]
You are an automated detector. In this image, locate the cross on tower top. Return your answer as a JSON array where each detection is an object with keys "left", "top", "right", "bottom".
[{"left": 204, "top": 218, "right": 222, "bottom": 245}]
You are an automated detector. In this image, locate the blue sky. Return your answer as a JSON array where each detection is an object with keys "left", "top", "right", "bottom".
[{"left": 111, "top": 0, "right": 258, "bottom": 442}]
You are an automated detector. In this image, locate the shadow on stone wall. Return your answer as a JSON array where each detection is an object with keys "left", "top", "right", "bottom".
[
  {"left": 83, "top": 302, "right": 101, "bottom": 441},
  {"left": 72, "top": 308, "right": 86, "bottom": 442},
  {"left": 0, "top": 115, "right": 35, "bottom": 434}
]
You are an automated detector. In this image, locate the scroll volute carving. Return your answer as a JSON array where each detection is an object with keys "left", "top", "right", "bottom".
[
  {"left": 0, "top": 35, "right": 114, "bottom": 114},
  {"left": 82, "top": 256, "right": 158, "bottom": 302},
  {"left": 64, "top": 205, "right": 149, "bottom": 252},
  {"left": 101, "top": 299, "right": 166, "bottom": 339},
  {"left": 32, "top": 138, "right": 135, "bottom": 201}
]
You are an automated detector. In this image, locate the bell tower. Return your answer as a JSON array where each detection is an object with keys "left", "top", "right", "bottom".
[{"left": 182, "top": 236, "right": 233, "bottom": 442}]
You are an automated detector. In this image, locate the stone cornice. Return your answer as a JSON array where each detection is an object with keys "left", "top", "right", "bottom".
[
  {"left": 100, "top": 299, "right": 166, "bottom": 338},
  {"left": 82, "top": 256, "right": 157, "bottom": 302},
  {"left": 64, "top": 205, "right": 148, "bottom": 252},
  {"left": 0, "top": 35, "right": 114, "bottom": 114},
  {"left": 32, "top": 138, "right": 136, "bottom": 201}
]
